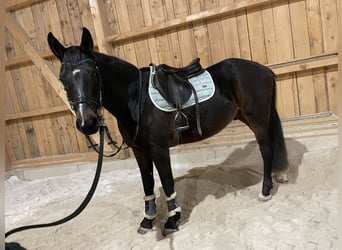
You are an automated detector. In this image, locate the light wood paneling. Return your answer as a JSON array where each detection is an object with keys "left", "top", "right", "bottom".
[{"left": 4, "top": 0, "right": 339, "bottom": 168}]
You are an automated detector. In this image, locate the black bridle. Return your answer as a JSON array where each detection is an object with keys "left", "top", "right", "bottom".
[
  {"left": 65, "top": 58, "right": 142, "bottom": 156},
  {"left": 64, "top": 58, "right": 103, "bottom": 116},
  {"left": 72, "top": 59, "right": 142, "bottom": 156},
  {"left": 63, "top": 58, "right": 125, "bottom": 156}
]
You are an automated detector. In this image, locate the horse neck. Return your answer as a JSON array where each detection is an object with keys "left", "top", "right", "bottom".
[{"left": 93, "top": 52, "right": 139, "bottom": 123}]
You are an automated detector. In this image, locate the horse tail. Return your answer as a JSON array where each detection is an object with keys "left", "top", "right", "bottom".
[{"left": 269, "top": 76, "right": 289, "bottom": 173}]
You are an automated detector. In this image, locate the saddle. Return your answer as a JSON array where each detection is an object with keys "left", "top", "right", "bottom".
[{"left": 152, "top": 58, "right": 204, "bottom": 142}]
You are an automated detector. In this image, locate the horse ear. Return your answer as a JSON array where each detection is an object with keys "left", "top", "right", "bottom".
[
  {"left": 80, "top": 27, "right": 94, "bottom": 52},
  {"left": 47, "top": 32, "right": 66, "bottom": 61}
]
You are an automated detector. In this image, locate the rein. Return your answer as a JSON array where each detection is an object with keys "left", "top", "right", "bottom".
[
  {"left": 85, "top": 126, "right": 125, "bottom": 158},
  {"left": 5, "top": 124, "right": 106, "bottom": 239}
]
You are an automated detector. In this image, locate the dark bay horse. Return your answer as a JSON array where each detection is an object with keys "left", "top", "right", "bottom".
[{"left": 47, "top": 27, "right": 288, "bottom": 235}]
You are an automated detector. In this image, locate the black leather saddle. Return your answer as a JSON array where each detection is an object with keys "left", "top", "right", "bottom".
[
  {"left": 158, "top": 58, "right": 204, "bottom": 77},
  {"left": 154, "top": 58, "right": 203, "bottom": 106},
  {"left": 151, "top": 58, "right": 204, "bottom": 142}
]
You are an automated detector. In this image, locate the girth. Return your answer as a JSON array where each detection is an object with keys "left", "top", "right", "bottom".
[{"left": 151, "top": 58, "right": 204, "bottom": 143}]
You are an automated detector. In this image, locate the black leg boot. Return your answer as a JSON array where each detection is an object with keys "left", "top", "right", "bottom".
[
  {"left": 138, "top": 194, "right": 156, "bottom": 234},
  {"left": 162, "top": 192, "right": 181, "bottom": 236}
]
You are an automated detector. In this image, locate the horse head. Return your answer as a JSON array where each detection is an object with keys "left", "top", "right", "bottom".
[{"left": 48, "top": 28, "right": 102, "bottom": 135}]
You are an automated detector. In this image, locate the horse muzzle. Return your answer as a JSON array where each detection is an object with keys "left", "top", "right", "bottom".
[
  {"left": 75, "top": 103, "right": 100, "bottom": 135},
  {"left": 76, "top": 116, "right": 99, "bottom": 135}
]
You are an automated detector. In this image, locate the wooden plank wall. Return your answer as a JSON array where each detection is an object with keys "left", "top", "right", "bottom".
[{"left": 4, "top": 0, "right": 338, "bottom": 169}]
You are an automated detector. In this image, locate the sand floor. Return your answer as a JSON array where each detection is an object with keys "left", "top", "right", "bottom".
[{"left": 5, "top": 132, "right": 338, "bottom": 250}]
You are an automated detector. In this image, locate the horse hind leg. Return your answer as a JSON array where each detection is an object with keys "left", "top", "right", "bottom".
[
  {"left": 240, "top": 109, "right": 288, "bottom": 200},
  {"left": 255, "top": 128, "right": 274, "bottom": 201},
  {"left": 269, "top": 107, "right": 289, "bottom": 184},
  {"left": 238, "top": 112, "right": 274, "bottom": 201}
]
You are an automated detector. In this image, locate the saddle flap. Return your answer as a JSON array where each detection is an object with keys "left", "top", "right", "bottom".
[{"left": 154, "top": 71, "right": 192, "bottom": 106}]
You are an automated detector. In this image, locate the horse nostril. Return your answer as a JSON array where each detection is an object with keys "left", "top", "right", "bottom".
[
  {"left": 76, "top": 117, "right": 99, "bottom": 135},
  {"left": 91, "top": 117, "right": 98, "bottom": 126}
]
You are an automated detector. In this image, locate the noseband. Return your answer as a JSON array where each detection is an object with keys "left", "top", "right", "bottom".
[{"left": 62, "top": 58, "right": 103, "bottom": 119}]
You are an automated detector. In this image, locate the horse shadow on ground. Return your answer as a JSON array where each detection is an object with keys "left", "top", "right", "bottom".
[{"left": 156, "top": 138, "right": 307, "bottom": 232}]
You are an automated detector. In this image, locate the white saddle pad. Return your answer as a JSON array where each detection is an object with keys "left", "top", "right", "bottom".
[{"left": 148, "top": 66, "right": 215, "bottom": 112}]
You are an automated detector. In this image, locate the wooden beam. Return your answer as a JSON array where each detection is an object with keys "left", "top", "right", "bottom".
[
  {"left": 1, "top": 1, "right": 6, "bottom": 174},
  {"left": 5, "top": 105, "right": 69, "bottom": 121},
  {"left": 10, "top": 152, "right": 99, "bottom": 169},
  {"left": 88, "top": 0, "right": 112, "bottom": 53},
  {"left": 107, "top": 0, "right": 288, "bottom": 44},
  {"left": 88, "top": 0, "right": 129, "bottom": 158},
  {"left": 5, "top": 45, "right": 99, "bottom": 70},
  {"left": 4, "top": 12, "right": 70, "bottom": 110},
  {"left": 5, "top": 50, "right": 52, "bottom": 70},
  {"left": 270, "top": 53, "right": 338, "bottom": 75},
  {"left": 338, "top": 0, "right": 342, "bottom": 168},
  {"left": 5, "top": 0, "right": 49, "bottom": 11}
]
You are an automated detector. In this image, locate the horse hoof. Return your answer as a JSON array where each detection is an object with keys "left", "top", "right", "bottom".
[
  {"left": 138, "top": 218, "right": 154, "bottom": 234},
  {"left": 162, "top": 212, "right": 180, "bottom": 236},
  {"left": 259, "top": 193, "right": 272, "bottom": 202},
  {"left": 274, "top": 173, "right": 288, "bottom": 183},
  {"left": 162, "top": 227, "right": 179, "bottom": 236},
  {"left": 138, "top": 226, "right": 152, "bottom": 234}
]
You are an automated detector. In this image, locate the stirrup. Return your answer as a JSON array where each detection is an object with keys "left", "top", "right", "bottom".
[{"left": 174, "top": 111, "right": 189, "bottom": 132}]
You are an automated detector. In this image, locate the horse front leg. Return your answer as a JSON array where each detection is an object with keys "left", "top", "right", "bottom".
[
  {"left": 133, "top": 148, "right": 157, "bottom": 234},
  {"left": 151, "top": 146, "right": 181, "bottom": 236}
]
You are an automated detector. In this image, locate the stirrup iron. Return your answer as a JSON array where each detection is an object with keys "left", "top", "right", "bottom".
[{"left": 174, "top": 111, "right": 189, "bottom": 132}]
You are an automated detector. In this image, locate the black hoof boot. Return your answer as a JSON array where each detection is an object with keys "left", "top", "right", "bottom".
[
  {"left": 162, "top": 212, "right": 181, "bottom": 236},
  {"left": 137, "top": 218, "right": 154, "bottom": 234}
]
